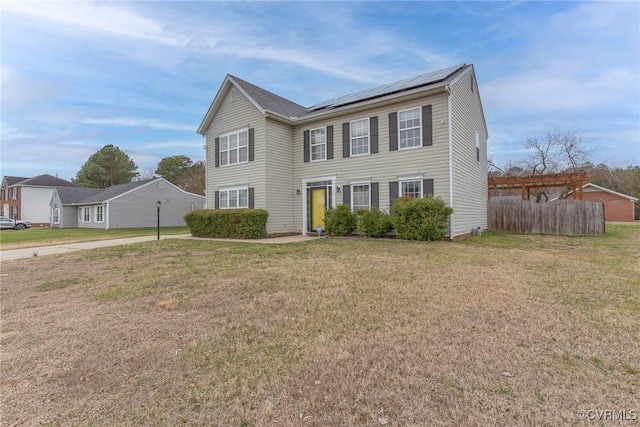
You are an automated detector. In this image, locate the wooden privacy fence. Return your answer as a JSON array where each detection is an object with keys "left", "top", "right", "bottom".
[{"left": 488, "top": 199, "right": 605, "bottom": 236}]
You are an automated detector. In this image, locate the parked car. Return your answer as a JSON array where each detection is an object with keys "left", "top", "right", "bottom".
[{"left": 0, "top": 216, "right": 32, "bottom": 230}]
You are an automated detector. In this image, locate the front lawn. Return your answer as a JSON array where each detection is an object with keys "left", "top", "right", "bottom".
[
  {"left": 1, "top": 225, "right": 638, "bottom": 425},
  {"left": 0, "top": 226, "right": 189, "bottom": 249}
]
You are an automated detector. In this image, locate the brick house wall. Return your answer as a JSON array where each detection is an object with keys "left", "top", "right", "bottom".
[
  {"left": 582, "top": 190, "right": 635, "bottom": 222},
  {"left": 1, "top": 185, "right": 21, "bottom": 219}
]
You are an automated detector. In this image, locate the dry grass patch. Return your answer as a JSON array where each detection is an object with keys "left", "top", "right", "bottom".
[{"left": 1, "top": 225, "right": 639, "bottom": 426}]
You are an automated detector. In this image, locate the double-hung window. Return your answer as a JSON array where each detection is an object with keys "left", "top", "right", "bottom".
[
  {"left": 310, "top": 128, "right": 326, "bottom": 161},
  {"left": 81, "top": 206, "right": 91, "bottom": 222},
  {"left": 398, "top": 108, "right": 421, "bottom": 149},
  {"left": 219, "top": 128, "right": 249, "bottom": 166},
  {"left": 53, "top": 208, "right": 60, "bottom": 224},
  {"left": 351, "top": 183, "right": 371, "bottom": 211},
  {"left": 475, "top": 131, "right": 480, "bottom": 163},
  {"left": 350, "top": 118, "right": 369, "bottom": 156},
  {"left": 11, "top": 188, "right": 17, "bottom": 200},
  {"left": 219, "top": 187, "right": 249, "bottom": 209},
  {"left": 95, "top": 205, "right": 104, "bottom": 223},
  {"left": 400, "top": 180, "right": 422, "bottom": 198}
]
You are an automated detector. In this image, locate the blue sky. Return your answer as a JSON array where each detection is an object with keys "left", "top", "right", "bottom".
[{"left": 1, "top": 1, "right": 639, "bottom": 181}]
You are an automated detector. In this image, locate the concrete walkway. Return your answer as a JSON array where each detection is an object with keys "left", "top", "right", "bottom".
[{"left": 0, "top": 234, "right": 316, "bottom": 262}]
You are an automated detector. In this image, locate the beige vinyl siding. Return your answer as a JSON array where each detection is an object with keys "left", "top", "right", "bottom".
[
  {"left": 265, "top": 118, "right": 297, "bottom": 233},
  {"left": 292, "top": 92, "right": 451, "bottom": 231},
  {"left": 205, "top": 85, "right": 266, "bottom": 212},
  {"left": 449, "top": 68, "right": 488, "bottom": 237}
]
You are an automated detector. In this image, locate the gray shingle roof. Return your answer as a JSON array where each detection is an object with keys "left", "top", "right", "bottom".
[
  {"left": 3, "top": 176, "right": 29, "bottom": 186},
  {"left": 229, "top": 75, "right": 308, "bottom": 118},
  {"left": 13, "top": 174, "right": 77, "bottom": 188},
  {"left": 55, "top": 179, "right": 158, "bottom": 205},
  {"left": 56, "top": 186, "right": 103, "bottom": 204}
]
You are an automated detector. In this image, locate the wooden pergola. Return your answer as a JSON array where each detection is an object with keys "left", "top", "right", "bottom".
[{"left": 488, "top": 172, "right": 594, "bottom": 200}]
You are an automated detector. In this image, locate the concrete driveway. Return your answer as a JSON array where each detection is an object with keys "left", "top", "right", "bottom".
[{"left": 0, "top": 234, "right": 316, "bottom": 262}]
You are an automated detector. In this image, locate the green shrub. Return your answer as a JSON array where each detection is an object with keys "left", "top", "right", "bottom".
[
  {"left": 184, "top": 209, "right": 268, "bottom": 239},
  {"left": 358, "top": 208, "right": 393, "bottom": 237},
  {"left": 325, "top": 204, "right": 357, "bottom": 236},
  {"left": 390, "top": 196, "right": 453, "bottom": 241}
]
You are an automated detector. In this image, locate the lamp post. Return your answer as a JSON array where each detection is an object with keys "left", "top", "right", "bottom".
[{"left": 156, "top": 200, "right": 161, "bottom": 240}]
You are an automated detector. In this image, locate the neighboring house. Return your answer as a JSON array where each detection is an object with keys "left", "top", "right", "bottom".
[
  {"left": 1, "top": 174, "right": 77, "bottom": 225},
  {"left": 50, "top": 177, "right": 205, "bottom": 229},
  {"left": 198, "top": 64, "right": 488, "bottom": 238},
  {"left": 563, "top": 183, "right": 638, "bottom": 222}
]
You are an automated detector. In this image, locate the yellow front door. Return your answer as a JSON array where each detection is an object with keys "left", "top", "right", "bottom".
[{"left": 311, "top": 188, "right": 326, "bottom": 231}]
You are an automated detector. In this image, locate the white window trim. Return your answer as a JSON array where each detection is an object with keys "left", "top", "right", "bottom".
[
  {"left": 11, "top": 188, "right": 17, "bottom": 200},
  {"left": 219, "top": 186, "right": 249, "bottom": 209},
  {"left": 398, "top": 107, "right": 422, "bottom": 150},
  {"left": 95, "top": 205, "right": 104, "bottom": 223},
  {"left": 219, "top": 127, "right": 249, "bottom": 167},
  {"left": 350, "top": 180, "right": 371, "bottom": 211},
  {"left": 399, "top": 176, "right": 423, "bottom": 199},
  {"left": 81, "top": 206, "right": 91, "bottom": 223},
  {"left": 310, "top": 127, "right": 327, "bottom": 162},
  {"left": 350, "top": 118, "right": 370, "bottom": 157},
  {"left": 53, "top": 208, "right": 60, "bottom": 224}
]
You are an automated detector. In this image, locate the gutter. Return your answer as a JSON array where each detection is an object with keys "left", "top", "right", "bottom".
[{"left": 446, "top": 84, "right": 454, "bottom": 240}]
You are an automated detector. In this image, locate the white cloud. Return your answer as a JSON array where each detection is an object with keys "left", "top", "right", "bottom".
[
  {"left": 83, "top": 117, "right": 195, "bottom": 132},
  {"left": 2, "top": 1, "right": 189, "bottom": 47}
]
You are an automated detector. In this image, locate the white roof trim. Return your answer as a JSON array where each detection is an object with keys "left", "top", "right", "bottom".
[{"left": 582, "top": 183, "right": 638, "bottom": 201}]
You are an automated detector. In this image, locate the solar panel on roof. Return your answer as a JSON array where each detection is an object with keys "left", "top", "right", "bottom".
[{"left": 307, "top": 64, "right": 466, "bottom": 112}]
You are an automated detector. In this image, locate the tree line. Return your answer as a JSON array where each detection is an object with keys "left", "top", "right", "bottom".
[{"left": 73, "top": 144, "right": 205, "bottom": 195}]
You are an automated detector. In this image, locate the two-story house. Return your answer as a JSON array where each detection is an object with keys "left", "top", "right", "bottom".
[
  {"left": 1, "top": 174, "right": 77, "bottom": 225},
  {"left": 198, "top": 64, "right": 488, "bottom": 238}
]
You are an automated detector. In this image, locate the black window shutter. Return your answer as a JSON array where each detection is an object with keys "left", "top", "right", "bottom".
[
  {"left": 215, "top": 191, "right": 220, "bottom": 209},
  {"left": 248, "top": 188, "right": 255, "bottom": 209},
  {"left": 423, "top": 179, "right": 434, "bottom": 197},
  {"left": 370, "top": 116, "right": 378, "bottom": 154},
  {"left": 389, "top": 181, "right": 398, "bottom": 206},
  {"left": 303, "top": 130, "right": 310, "bottom": 163},
  {"left": 327, "top": 126, "right": 334, "bottom": 160},
  {"left": 343, "top": 184, "right": 350, "bottom": 206},
  {"left": 248, "top": 128, "right": 255, "bottom": 162},
  {"left": 371, "top": 182, "right": 379, "bottom": 208},
  {"left": 215, "top": 137, "right": 220, "bottom": 168},
  {"left": 389, "top": 112, "right": 398, "bottom": 151},
  {"left": 342, "top": 122, "right": 350, "bottom": 158},
  {"left": 422, "top": 105, "right": 432, "bottom": 146}
]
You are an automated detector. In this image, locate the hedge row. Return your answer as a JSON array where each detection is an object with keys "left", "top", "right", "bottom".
[
  {"left": 184, "top": 209, "right": 268, "bottom": 239},
  {"left": 325, "top": 195, "right": 453, "bottom": 241}
]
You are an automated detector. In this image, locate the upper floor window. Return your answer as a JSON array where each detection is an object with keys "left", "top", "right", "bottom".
[
  {"left": 475, "top": 131, "right": 480, "bottom": 163},
  {"left": 219, "top": 186, "right": 249, "bottom": 209},
  {"left": 398, "top": 108, "right": 421, "bottom": 149},
  {"left": 401, "top": 180, "right": 422, "bottom": 198},
  {"left": 311, "top": 127, "right": 326, "bottom": 161},
  {"left": 12, "top": 188, "right": 17, "bottom": 200},
  {"left": 350, "top": 118, "right": 370, "bottom": 156},
  {"left": 219, "top": 128, "right": 249, "bottom": 167}
]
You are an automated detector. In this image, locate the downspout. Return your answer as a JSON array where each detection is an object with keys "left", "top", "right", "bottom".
[
  {"left": 105, "top": 202, "right": 109, "bottom": 230},
  {"left": 446, "top": 84, "right": 454, "bottom": 240}
]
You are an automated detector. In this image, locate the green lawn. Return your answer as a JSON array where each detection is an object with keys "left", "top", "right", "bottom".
[{"left": 0, "top": 226, "right": 190, "bottom": 248}]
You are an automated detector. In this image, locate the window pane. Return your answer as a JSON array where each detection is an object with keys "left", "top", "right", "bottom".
[
  {"left": 238, "top": 147, "right": 248, "bottom": 163},
  {"left": 238, "top": 189, "right": 248, "bottom": 208},
  {"left": 229, "top": 149, "right": 238, "bottom": 164},
  {"left": 229, "top": 133, "right": 237, "bottom": 149},
  {"left": 238, "top": 131, "right": 248, "bottom": 147},
  {"left": 220, "top": 151, "right": 228, "bottom": 166},
  {"left": 229, "top": 190, "right": 238, "bottom": 208},
  {"left": 220, "top": 136, "right": 228, "bottom": 151},
  {"left": 220, "top": 191, "right": 228, "bottom": 208},
  {"left": 311, "top": 144, "right": 325, "bottom": 161}
]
